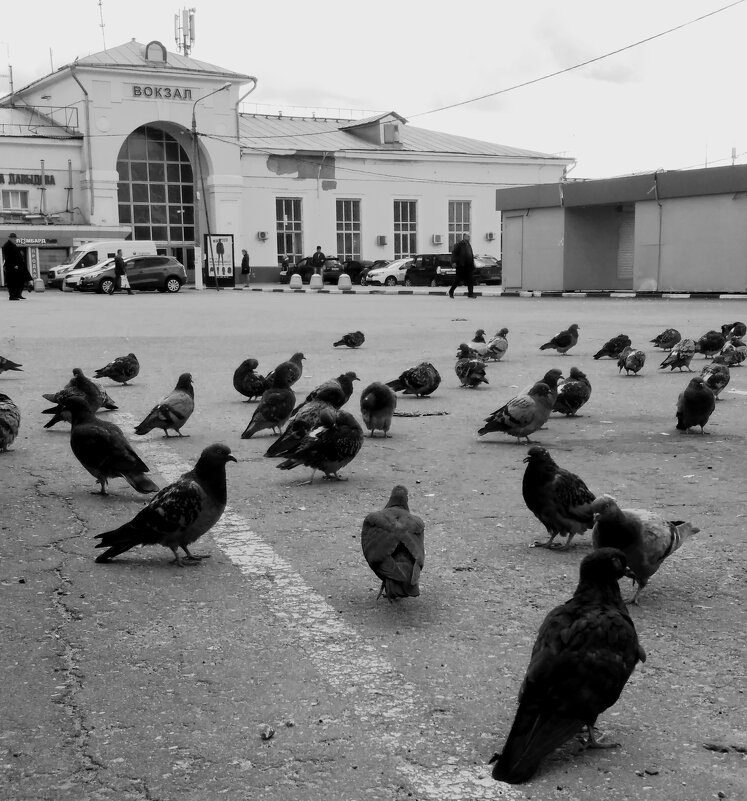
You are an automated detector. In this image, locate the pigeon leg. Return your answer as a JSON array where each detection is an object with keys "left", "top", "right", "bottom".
[
  {"left": 176, "top": 430, "right": 189, "bottom": 437},
  {"left": 531, "top": 534, "right": 558, "bottom": 548},
  {"left": 181, "top": 545, "right": 211, "bottom": 561},
  {"left": 555, "top": 533, "right": 577, "bottom": 550},
  {"left": 584, "top": 725, "right": 620, "bottom": 750},
  {"left": 163, "top": 430, "right": 171, "bottom": 438},
  {"left": 93, "top": 479, "right": 108, "bottom": 496}
]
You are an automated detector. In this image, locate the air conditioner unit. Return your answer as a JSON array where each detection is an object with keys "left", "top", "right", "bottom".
[
  {"left": 257, "top": 231, "right": 268, "bottom": 241},
  {"left": 432, "top": 234, "right": 443, "bottom": 245},
  {"left": 376, "top": 235, "right": 387, "bottom": 246},
  {"left": 486, "top": 232, "right": 495, "bottom": 241}
]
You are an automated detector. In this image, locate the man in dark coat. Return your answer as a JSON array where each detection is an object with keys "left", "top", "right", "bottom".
[
  {"left": 113, "top": 249, "right": 133, "bottom": 295},
  {"left": 449, "top": 234, "right": 475, "bottom": 298},
  {"left": 2, "top": 233, "right": 32, "bottom": 300},
  {"left": 311, "top": 245, "right": 326, "bottom": 276}
]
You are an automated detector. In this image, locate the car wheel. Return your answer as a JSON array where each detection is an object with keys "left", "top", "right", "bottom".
[
  {"left": 404, "top": 278, "right": 413, "bottom": 287},
  {"left": 99, "top": 278, "right": 115, "bottom": 294},
  {"left": 384, "top": 276, "right": 397, "bottom": 287},
  {"left": 164, "top": 276, "right": 182, "bottom": 293}
]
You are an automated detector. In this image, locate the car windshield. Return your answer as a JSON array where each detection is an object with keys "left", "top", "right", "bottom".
[{"left": 60, "top": 248, "right": 87, "bottom": 266}]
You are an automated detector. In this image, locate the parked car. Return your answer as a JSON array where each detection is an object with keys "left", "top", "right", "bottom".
[
  {"left": 75, "top": 255, "right": 187, "bottom": 293},
  {"left": 65, "top": 258, "right": 115, "bottom": 289},
  {"left": 340, "top": 259, "right": 374, "bottom": 285},
  {"left": 47, "top": 239, "right": 158, "bottom": 289},
  {"left": 279, "top": 256, "right": 345, "bottom": 284},
  {"left": 359, "top": 260, "right": 389, "bottom": 286},
  {"left": 365, "top": 257, "right": 413, "bottom": 286},
  {"left": 319, "top": 257, "right": 346, "bottom": 284},
  {"left": 402, "top": 253, "right": 453, "bottom": 287},
  {"left": 474, "top": 255, "right": 502, "bottom": 285}
]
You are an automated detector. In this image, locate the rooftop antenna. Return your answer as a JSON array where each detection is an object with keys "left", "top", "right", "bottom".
[
  {"left": 175, "top": 8, "right": 196, "bottom": 56},
  {"left": 97, "top": 0, "right": 107, "bottom": 50}
]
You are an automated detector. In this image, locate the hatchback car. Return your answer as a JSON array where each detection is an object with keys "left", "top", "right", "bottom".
[
  {"left": 474, "top": 256, "right": 502, "bottom": 285},
  {"left": 75, "top": 255, "right": 187, "bottom": 293},
  {"left": 402, "top": 253, "right": 454, "bottom": 287},
  {"left": 365, "top": 257, "right": 413, "bottom": 286}
]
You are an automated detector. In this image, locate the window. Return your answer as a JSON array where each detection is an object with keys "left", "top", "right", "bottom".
[
  {"left": 336, "top": 199, "right": 361, "bottom": 260},
  {"left": 394, "top": 200, "right": 417, "bottom": 258},
  {"left": 1, "top": 190, "right": 29, "bottom": 211},
  {"left": 276, "top": 198, "right": 303, "bottom": 263},
  {"left": 448, "top": 200, "right": 470, "bottom": 249}
]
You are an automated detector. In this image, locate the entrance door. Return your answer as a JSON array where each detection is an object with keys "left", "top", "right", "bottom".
[{"left": 502, "top": 214, "right": 524, "bottom": 290}]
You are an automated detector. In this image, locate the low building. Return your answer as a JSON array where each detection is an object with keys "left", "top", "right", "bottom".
[
  {"left": 1, "top": 38, "right": 572, "bottom": 287},
  {"left": 495, "top": 165, "right": 747, "bottom": 294}
]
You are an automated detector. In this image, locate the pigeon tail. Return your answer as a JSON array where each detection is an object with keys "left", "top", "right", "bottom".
[
  {"left": 121, "top": 472, "right": 159, "bottom": 494},
  {"left": 385, "top": 378, "right": 404, "bottom": 392}
]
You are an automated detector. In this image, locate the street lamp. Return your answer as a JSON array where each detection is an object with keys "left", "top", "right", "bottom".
[{"left": 191, "top": 81, "right": 231, "bottom": 290}]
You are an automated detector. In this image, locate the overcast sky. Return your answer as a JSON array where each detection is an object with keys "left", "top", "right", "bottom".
[{"left": 3, "top": 0, "right": 746, "bottom": 179}]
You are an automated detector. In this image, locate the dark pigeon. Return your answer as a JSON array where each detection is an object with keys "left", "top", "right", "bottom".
[
  {"left": 94, "top": 353, "right": 140, "bottom": 385},
  {"left": 539, "top": 324, "right": 579, "bottom": 355},
  {"left": 134, "top": 372, "right": 194, "bottom": 437},
  {"left": 266, "top": 352, "right": 305, "bottom": 387},
  {"left": 552, "top": 367, "right": 591, "bottom": 416},
  {"left": 241, "top": 363, "right": 296, "bottom": 439},
  {"left": 386, "top": 362, "right": 441, "bottom": 397},
  {"left": 617, "top": 346, "right": 646, "bottom": 376},
  {"left": 696, "top": 330, "right": 726, "bottom": 358},
  {"left": 0, "top": 356, "right": 23, "bottom": 375},
  {"left": 333, "top": 331, "right": 365, "bottom": 348},
  {"left": 659, "top": 338, "right": 696, "bottom": 371},
  {"left": 650, "top": 328, "right": 681, "bottom": 350},
  {"left": 593, "top": 334, "right": 631, "bottom": 360},
  {"left": 676, "top": 375, "right": 715, "bottom": 433},
  {"left": 293, "top": 371, "right": 359, "bottom": 415},
  {"left": 264, "top": 398, "right": 335, "bottom": 457},
  {"left": 0, "top": 393, "right": 20, "bottom": 452},
  {"left": 359, "top": 381, "right": 397, "bottom": 437},
  {"left": 700, "top": 363, "right": 730, "bottom": 398},
  {"left": 233, "top": 358, "right": 269, "bottom": 401}
]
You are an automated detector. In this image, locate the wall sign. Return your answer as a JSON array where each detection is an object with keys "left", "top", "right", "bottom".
[
  {"left": 0, "top": 174, "right": 56, "bottom": 185},
  {"left": 132, "top": 85, "right": 194, "bottom": 100}
]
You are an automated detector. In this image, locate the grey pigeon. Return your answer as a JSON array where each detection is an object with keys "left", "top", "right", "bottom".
[
  {"left": 617, "top": 346, "right": 646, "bottom": 376},
  {"left": 522, "top": 446, "right": 595, "bottom": 548},
  {"left": 539, "top": 324, "right": 579, "bottom": 355},
  {"left": 233, "top": 358, "right": 269, "bottom": 401},
  {"left": 552, "top": 367, "right": 591, "bottom": 416},
  {"left": 712, "top": 337, "right": 747, "bottom": 367},
  {"left": 591, "top": 495, "right": 699, "bottom": 604},
  {"left": 386, "top": 362, "right": 441, "bottom": 397},
  {"left": 361, "top": 485, "right": 425, "bottom": 600},
  {"left": 0, "top": 356, "right": 22, "bottom": 375},
  {"left": 650, "top": 328, "right": 681, "bottom": 350},
  {"left": 135, "top": 372, "right": 194, "bottom": 437},
  {"left": 95, "top": 443, "right": 236, "bottom": 565},
  {"left": 266, "top": 352, "right": 305, "bottom": 387},
  {"left": 490, "top": 548, "right": 646, "bottom": 784},
  {"left": 333, "top": 331, "right": 365, "bottom": 348},
  {"left": 94, "top": 353, "right": 140, "bottom": 385},
  {"left": 721, "top": 321, "right": 747, "bottom": 339},
  {"left": 700, "top": 363, "right": 730, "bottom": 398},
  {"left": 676, "top": 376, "right": 715, "bottom": 433},
  {"left": 468, "top": 329, "right": 489, "bottom": 357},
  {"left": 659, "top": 338, "right": 696, "bottom": 371},
  {"left": 0, "top": 393, "right": 20, "bottom": 452},
  {"left": 486, "top": 328, "right": 509, "bottom": 361},
  {"left": 455, "top": 346, "right": 488, "bottom": 388},
  {"left": 359, "top": 381, "right": 397, "bottom": 437},
  {"left": 241, "top": 363, "right": 296, "bottom": 439},
  {"left": 61, "top": 395, "right": 159, "bottom": 496},
  {"left": 42, "top": 367, "right": 118, "bottom": 428},
  {"left": 696, "top": 330, "right": 726, "bottom": 358},
  {"left": 593, "top": 334, "right": 631, "bottom": 360},
  {"left": 478, "top": 383, "right": 553, "bottom": 444}
]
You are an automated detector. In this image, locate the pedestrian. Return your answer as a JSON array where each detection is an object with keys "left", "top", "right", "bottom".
[
  {"left": 311, "top": 245, "right": 326, "bottom": 276},
  {"left": 216, "top": 238, "right": 225, "bottom": 267},
  {"left": 113, "top": 249, "right": 133, "bottom": 295},
  {"left": 240, "top": 249, "right": 251, "bottom": 286},
  {"left": 448, "top": 233, "right": 476, "bottom": 299},
  {"left": 2, "top": 233, "right": 32, "bottom": 301}
]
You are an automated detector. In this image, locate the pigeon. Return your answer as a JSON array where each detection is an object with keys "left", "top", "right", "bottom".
[
  {"left": 591, "top": 495, "right": 699, "bottom": 604},
  {"left": 61, "top": 395, "right": 159, "bottom": 496},
  {"left": 241, "top": 363, "right": 297, "bottom": 439},
  {"left": 659, "top": 338, "right": 696, "bottom": 371},
  {"left": 650, "top": 328, "right": 681, "bottom": 350},
  {"left": 276, "top": 408, "right": 363, "bottom": 481},
  {"left": 333, "top": 331, "right": 365, "bottom": 348},
  {"left": 486, "top": 328, "right": 509, "bottom": 362},
  {"left": 712, "top": 337, "right": 747, "bottom": 367},
  {"left": 386, "top": 362, "right": 441, "bottom": 397},
  {"left": 676, "top": 376, "right": 715, "bottom": 433},
  {"left": 0, "top": 356, "right": 23, "bottom": 375},
  {"left": 42, "top": 368, "right": 118, "bottom": 428},
  {"left": 700, "top": 362, "right": 730, "bottom": 398},
  {"left": 233, "top": 358, "right": 269, "bottom": 401},
  {"left": 468, "top": 329, "right": 489, "bottom": 357},
  {"left": 264, "top": 398, "right": 335, "bottom": 457},
  {"left": 455, "top": 349, "right": 489, "bottom": 388},
  {"left": 521, "top": 369, "right": 563, "bottom": 408},
  {"left": 134, "top": 372, "right": 194, "bottom": 438},
  {"left": 455, "top": 342, "right": 481, "bottom": 359},
  {"left": 539, "top": 324, "right": 579, "bottom": 355},
  {"left": 522, "top": 446, "right": 596, "bottom": 549},
  {"left": 617, "top": 346, "right": 646, "bottom": 376},
  {"left": 0, "top": 393, "right": 21, "bottom": 452},
  {"left": 552, "top": 367, "right": 591, "bottom": 416},
  {"left": 696, "top": 330, "right": 727, "bottom": 358},
  {"left": 294, "top": 371, "right": 359, "bottom": 413},
  {"left": 361, "top": 485, "right": 425, "bottom": 600},
  {"left": 490, "top": 548, "right": 646, "bottom": 784},
  {"left": 95, "top": 443, "right": 236, "bottom": 565},
  {"left": 266, "top": 352, "right": 305, "bottom": 387},
  {"left": 478, "top": 383, "right": 554, "bottom": 444},
  {"left": 593, "top": 334, "right": 631, "bottom": 360},
  {"left": 94, "top": 353, "right": 140, "bottom": 385},
  {"left": 359, "top": 381, "right": 397, "bottom": 437},
  {"left": 721, "top": 321, "right": 747, "bottom": 339}
]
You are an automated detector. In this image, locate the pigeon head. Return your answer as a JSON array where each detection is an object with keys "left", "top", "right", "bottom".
[
  {"left": 72, "top": 367, "right": 85, "bottom": 378},
  {"left": 528, "top": 382, "right": 552, "bottom": 398},
  {"left": 342, "top": 371, "right": 360, "bottom": 382},
  {"left": 59, "top": 394, "right": 93, "bottom": 421},
  {"left": 335, "top": 410, "right": 360, "bottom": 429},
  {"left": 318, "top": 408, "right": 338, "bottom": 429},
  {"left": 688, "top": 376, "right": 706, "bottom": 389},
  {"left": 456, "top": 344, "right": 471, "bottom": 357},
  {"left": 199, "top": 442, "right": 237, "bottom": 466},
  {"left": 386, "top": 485, "right": 409, "bottom": 510},
  {"left": 475, "top": 329, "right": 486, "bottom": 339},
  {"left": 244, "top": 358, "right": 259, "bottom": 371},
  {"left": 523, "top": 445, "right": 552, "bottom": 465},
  {"left": 568, "top": 366, "right": 586, "bottom": 380},
  {"left": 569, "top": 324, "right": 579, "bottom": 332},
  {"left": 497, "top": 327, "right": 508, "bottom": 336},
  {"left": 590, "top": 494, "right": 619, "bottom": 522},
  {"left": 291, "top": 352, "right": 305, "bottom": 363},
  {"left": 176, "top": 372, "right": 193, "bottom": 389},
  {"left": 540, "top": 369, "right": 563, "bottom": 388},
  {"left": 578, "top": 547, "right": 628, "bottom": 584}
]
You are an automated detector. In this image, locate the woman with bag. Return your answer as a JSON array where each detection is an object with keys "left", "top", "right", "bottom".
[
  {"left": 240, "top": 249, "right": 251, "bottom": 286},
  {"left": 113, "top": 249, "right": 133, "bottom": 295}
]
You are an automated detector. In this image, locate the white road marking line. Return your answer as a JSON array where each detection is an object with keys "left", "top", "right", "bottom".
[{"left": 118, "top": 415, "right": 519, "bottom": 799}]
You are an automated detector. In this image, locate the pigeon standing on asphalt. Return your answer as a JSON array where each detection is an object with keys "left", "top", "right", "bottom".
[
  {"left": 233, "top": 358, "right": 269, "bottom": 401},
  {"left": 591, "top": 495, "right": 699, "bottom": 604},
  {"left": 61, "top": 396, "right": 159, "bottom": 496},
  {"left": 359, "top": 381, "right": 398, "bottom": 437},
  {"left": 593, "top": 334, "right": 632, "bottom": 360},
  {"left": 42, "top": 368, "right": 118, "bottom": 429},
  {"left": 700, "top": 363, "right": 730, "bottom": 398},
  {"left": 522, "top": 369, "right": 563, "bottom": 408},
  {"left": 95, "top": 443, "right": 236, "bottom": 565},
  {"left": 276, "top": 408, "right": 363, "bottom": 481},
  {"left": 264, "top": 398, "right": 335, "bottom": 457},
  {"left": 696, "top": 330, "right": 727, "bottom": 358},
  {"left": 468, "top": 329, "right": 489, "bottom": 357},
  {"left": 478, "top": 383, "right": 554, "bottom": 444},
  {"left": 294, "top": 372, "right": 359, "bottom": 413},
  {"left": 361, "top": 485, "right": 425, "bottom": 600},
  {"left": 333, "top": 331, "right": 365, "bottom": 348},
  {"left": 659, "top": 338, "right": 696, "bottom": 371},
  {"left": 0, "top": 356, "right": 23, "bottom": 375},
  {"left": 94, "top": 353, "right": 140, "bottom": 385},
  {"left": 0, "top": 393, "right": 21, "bottom": 452},
  {"left": 134, "top": 372, "right": 195, "bottom": 438},
  {"left": 455, "top": 346, "right": 489, "bottom": 388},
  {"left": 241, "top": 363, "right": 297, "bottom": 439},
  {"left": 490, "top": 548, "right": 646, "bottom": 784},
  {"left": 386, "top": 362, "right": 441, "bottom": 397},
  {"left": 676, "top": 375, "right": 716, "bottom": 433},
  {"left": 552, "top": 367, "right": 591, "bottom": 416},
  {"left": 617, "top": 346, "right": 646, "bottom": 376},
  {"left": 266, "top": 352, "right": 305, "bottom": 387},
  {"left": 539, "top": 324, "right": 579, "bottom": 355},
  {"left": 650, "top": 328, "right": 681, "bottom": 350},
  {"left": 522, "top": 446, "right": 596, "bottom": 548},
  {"left": 712, "top": 337, "right": 747, "bottom": 367},
  {"left": 486, "top": 328, "right": 509, "bottom": 362},
  {"left": 721, "top": 321, "right": 747, "bottom": 339}
]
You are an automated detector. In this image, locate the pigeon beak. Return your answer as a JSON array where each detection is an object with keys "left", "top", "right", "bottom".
[{"left": 227, "top": 455, "right": 238, "bottom": 463}]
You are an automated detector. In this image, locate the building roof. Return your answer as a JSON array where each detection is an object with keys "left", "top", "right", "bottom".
[
  {"left": 238, "top": 113, "right": 570, "bottom": 162},
  {"left": 0, "top": 106, "right": 81, "bottom": 139}
]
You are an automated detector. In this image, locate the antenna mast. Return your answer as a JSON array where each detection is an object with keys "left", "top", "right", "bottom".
[
  {"left": 175, "top": 8, "right": 196, "bottom": 56},
  {"left": 98, "top": 0, "right": 107, "bottom": 50}
]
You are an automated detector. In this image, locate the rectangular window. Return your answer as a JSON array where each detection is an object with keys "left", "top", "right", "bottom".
[
  {"left": 276, "top": 197, "right": 303, "bottom": 263},
  {"left": 448, "top": 200, "right": 471, "bottom": 249},
  {"left": 1, "top": 190, "right": 29, "bottom": 211},
  {"left": 394, "top": 200, "right": 417, "bottom": 259},
  {"left": 336, "top": 199, "right": 361, "bottom": 260}
]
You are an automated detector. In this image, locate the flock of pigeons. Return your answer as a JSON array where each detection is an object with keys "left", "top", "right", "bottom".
[{"left": 0, "top": 314, "right": 740, "bottom": 784}]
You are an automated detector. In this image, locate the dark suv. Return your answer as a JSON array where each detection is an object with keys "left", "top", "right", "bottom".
[
  {"left": 403, "top": 253, "right": 454, "bottom": 287},
  {"left": 77, "top": 255, "right": 187, "bottom": 294}
]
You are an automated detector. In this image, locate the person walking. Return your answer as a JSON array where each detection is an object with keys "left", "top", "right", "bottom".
[
  {"left": 240, "top": 249, "right": 251, "bottom": 286},
  {"left": 311, "top": 245, "right": 326, "bottom": 276},
  {"left": 2, "top": 233, "right": 32, "bottom": 301},
  {"left": 113, "top": 249, "right": 133, "bottom": 295},
  {"left": 448, "top": 234, "right": 476, "bottom": 298}
]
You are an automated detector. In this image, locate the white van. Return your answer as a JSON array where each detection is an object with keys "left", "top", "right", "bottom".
[{"left": 47, "top": 240, "right": 157, "bottom": 289}]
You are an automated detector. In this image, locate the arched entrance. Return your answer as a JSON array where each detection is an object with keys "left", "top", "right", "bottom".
[{"left": 116, "top": 125, "right": 195, "bottom": 273}]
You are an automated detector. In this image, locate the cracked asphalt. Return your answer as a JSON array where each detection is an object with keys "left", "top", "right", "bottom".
[{"left": 1, "top": 288, "right": 745, "bottom": 801}]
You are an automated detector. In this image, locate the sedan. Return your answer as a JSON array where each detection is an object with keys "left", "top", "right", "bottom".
[{"left": 365, "top": 257, "right": 413, "bottom": 286}]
